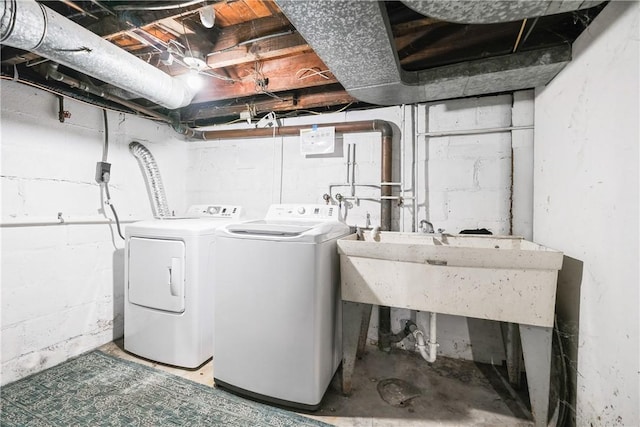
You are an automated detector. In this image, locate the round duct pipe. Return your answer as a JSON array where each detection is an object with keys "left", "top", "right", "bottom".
[
  {"left": 399, "top": 0, "right": 605, "bottom": 24},
  {"left": 0, "top": 0, "right": 196, "bottom": 110}
]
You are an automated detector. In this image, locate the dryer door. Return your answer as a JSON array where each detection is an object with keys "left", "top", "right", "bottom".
[{"left": 128, "top": 237, "right": 186, "bottom": 313}]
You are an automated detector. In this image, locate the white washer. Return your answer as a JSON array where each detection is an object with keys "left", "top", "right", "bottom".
[
  {"left": 124, "top": 204, "right": 242, "bottom": 368},
  {"left": 213, "top": 204, "right": 351, "bottom": 410}
]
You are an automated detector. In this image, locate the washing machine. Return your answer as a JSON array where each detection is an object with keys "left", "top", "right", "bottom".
[
  {"left": 124, "top": 204, "right": 242, "bottom": 368},
  {"left": 213, "top": 204, "right": 351, "bottom": 410}
]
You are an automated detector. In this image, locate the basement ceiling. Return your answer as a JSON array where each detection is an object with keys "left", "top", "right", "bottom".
[{"left": 0, "top": 0, "right": 606, "bottom": 127}]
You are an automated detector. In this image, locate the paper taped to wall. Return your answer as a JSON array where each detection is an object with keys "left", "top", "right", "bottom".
[{"left": 300, "top": 126, "right": 335, "bottom": 155}]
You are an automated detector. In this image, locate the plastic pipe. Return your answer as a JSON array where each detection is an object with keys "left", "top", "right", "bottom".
[
  {"left": 406, "top": 318, "right": 438, "bottom": 363},
  {"left": 427, "top": 312, "right": 438, "bottom": 363},
  {"left": 413, "top": 329, "right": 430, "bottom": 362}
]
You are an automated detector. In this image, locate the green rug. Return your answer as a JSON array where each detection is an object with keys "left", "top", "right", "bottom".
[{"left": 0, "top": 351, "right": 332, "bottom": 426}]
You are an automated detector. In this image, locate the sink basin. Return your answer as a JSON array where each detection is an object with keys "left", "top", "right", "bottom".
[{"left": 337, "top": 232, "right": 563, "bottom": 327}]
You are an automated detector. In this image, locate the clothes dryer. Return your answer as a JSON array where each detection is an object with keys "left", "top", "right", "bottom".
[{"left": 124, "top": 205, "right": 241, "bottom": 368}]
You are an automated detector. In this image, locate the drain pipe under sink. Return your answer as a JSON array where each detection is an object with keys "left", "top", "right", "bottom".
[{"left": 406, "top": 314, "right": 439, "bottom": 363}]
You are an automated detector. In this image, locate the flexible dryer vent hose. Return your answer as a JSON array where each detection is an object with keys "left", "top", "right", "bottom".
[{"left": 129, "top": 141, "right": 171, "bottom": 217}]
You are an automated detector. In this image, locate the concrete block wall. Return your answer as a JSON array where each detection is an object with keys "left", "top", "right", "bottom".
[
  {"left": 1, "top": 80, "right": 187, "bottom": 385},
  {"left": 534, "top": 2, "right": 639, "bottom": 425},
  {"left": 416, "top": 95, "right": 514, "bottom": 236}
]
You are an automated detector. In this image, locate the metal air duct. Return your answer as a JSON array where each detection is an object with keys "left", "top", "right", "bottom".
[
  {"left": 400, "top": 0, "right": 605, "bottom": 24},
  {"left": 275, "top": 0, "right": 572, "bottom": 106},
  {"left": 0, "top": 0, "right": 195, "bottom": 110},
  {"left": 129, "top": 142, "right": 172, "bottom": 218}
]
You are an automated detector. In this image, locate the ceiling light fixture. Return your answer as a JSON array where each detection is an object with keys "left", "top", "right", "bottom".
[
  {"left": 183, "top": 55, "right": 207, "bottom": 71},
  {"left": 184, "top": 69, "right": 204, "bottom": 91},
  {"left": 198, "top": 6, "right": 216, "bottom": 29}
]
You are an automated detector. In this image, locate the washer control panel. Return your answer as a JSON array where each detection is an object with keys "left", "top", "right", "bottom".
[
  {"left": 185, "top": 205, "right": 242, "bottom": 219},
  {"left": 265, "top": 204, "right": 337, "bottom": 221}
]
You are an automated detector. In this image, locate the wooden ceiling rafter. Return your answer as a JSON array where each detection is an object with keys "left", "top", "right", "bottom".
[
  {"left": 208, "top": 14, "right": 293, "bottom": 51},
  {"left": 192, "top": 51, "right": 338, "bottom": 103},
  {"left": 0, "top": 0, "right": 606, "bottom": 124},
  {"left": 182, "top": 84, "right": 357, "bottom": 123},
  {"left": 399, "top": 21, "right": 522, "bottom": 69},
  {"left": 206, "top": 32, "right": 310, "bottom": 69}
]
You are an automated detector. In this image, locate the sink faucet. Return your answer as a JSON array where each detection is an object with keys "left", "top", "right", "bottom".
[{"left": 419, "top": 219, "right": 434, "bottom": 233}]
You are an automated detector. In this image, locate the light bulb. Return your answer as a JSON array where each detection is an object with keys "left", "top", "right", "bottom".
[
  {"left": 185, "top": 70, "right": 204, "bottom": 91},
  {"left": 199, "top": 6, "right": 215, "bottom": 29}
]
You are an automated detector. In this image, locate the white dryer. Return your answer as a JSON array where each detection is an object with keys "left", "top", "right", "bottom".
[
  {"left": 213, "top": 204, "right": 350, "bottom": 410},
  {"left": 124, "top": 204, "right": 241, "bottom": 368}
]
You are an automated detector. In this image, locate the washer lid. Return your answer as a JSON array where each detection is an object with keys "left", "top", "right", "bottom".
[
  {"left": 226, "top": 222, "right": 316, "bottom": 236},
  {"left": 220, "top": 219, "right": 350, "bottom": 243}
]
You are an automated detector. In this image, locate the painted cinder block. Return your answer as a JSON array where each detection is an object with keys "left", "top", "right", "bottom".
[
  {"left": 1, "top": 81, "right": 188, "bottom": 385},
  {"left": 428, "top": 158, "right": 477, "bottom": 191},
  {"left": 427, "top": 94, "right": 512, "bottom": 131},
  {"left": 475, "top": 156, "right": 513, "bottom": 190},
  {"left": 447, "top": 189, "right": 510, "bottom": 222}
]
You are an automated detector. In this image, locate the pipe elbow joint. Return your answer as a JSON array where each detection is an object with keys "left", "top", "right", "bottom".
[{"left": 373, "top": 119, "right": 392, "bottom": 138}]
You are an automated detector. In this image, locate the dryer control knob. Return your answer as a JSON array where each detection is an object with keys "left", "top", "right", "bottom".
[{"left": 297, "top": 207, "right": 306, "bottom": 215}]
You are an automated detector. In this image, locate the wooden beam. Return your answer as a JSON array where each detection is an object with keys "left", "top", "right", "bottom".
[
  {"left": 206, "top": 32, "right": 310, "bottom": 69},
  {"left": 209, "top": 14, "right": 292, "bottom": 51},
  {"left": 397, "top": 24, "right": 469, "bottom": 61},
  {"left": 400, "top": 22, "right": 520, "bottom": 69},
  {"left": 182, "top": 85, "right": 356, "bottom": 122},
  {"left": 193, "top": 51, "right": 337, "bottom": 103},
  {"left": 391, "top": 17, "right": 442, "bottom": 37},
  {"left": 101, "top": 7, "right": 203, "bottom": 40}
]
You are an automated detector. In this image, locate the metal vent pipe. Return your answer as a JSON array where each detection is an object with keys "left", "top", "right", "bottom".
[
  {"left": 275, "top": 0, "right": 573, "bottom": 106},
  {"left": 0, "top": 0, "right": 195, "bottom": 110},
  {"left": 129, "top": 142, "right": 172, "bottom": 218},
  {"left": 400, "top": 0, "right": 604, "bottom": 24}
]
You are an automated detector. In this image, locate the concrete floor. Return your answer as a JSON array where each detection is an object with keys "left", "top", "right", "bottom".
[{"left": 99, "top": 340, "right": 534, "bottom": 426}]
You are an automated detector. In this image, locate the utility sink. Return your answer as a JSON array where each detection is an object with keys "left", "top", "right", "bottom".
[
  {"left": 338, "top": 232, "right": 564, "bottom": 426},
  {"left": 337, "top": 232, "right": 564, "bottom": 327}
]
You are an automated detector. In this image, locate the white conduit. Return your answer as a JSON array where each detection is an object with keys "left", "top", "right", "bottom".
[
  {"left": 0, "top": 0, "right": 195, "bottom": 110},
  {"left": 1, "top": 217, "right": 140, "bottom": 228},
  {"left": 427, "top": 312, "right": 438, "bottom": 363},
  {"left": 410, "top": 313, "right": 439, "bottom": 363},
  {"left": 129, "top": 142, "right": 172, "bottom": 218}
]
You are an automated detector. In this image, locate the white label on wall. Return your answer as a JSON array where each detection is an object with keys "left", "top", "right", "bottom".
[{"left": 300, "top": 126, "right": 335, "bottom": 155}]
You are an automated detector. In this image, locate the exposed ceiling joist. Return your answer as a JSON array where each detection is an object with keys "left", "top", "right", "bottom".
[{"left": 0, "top": 0, "right": 606, "bottom": 125}]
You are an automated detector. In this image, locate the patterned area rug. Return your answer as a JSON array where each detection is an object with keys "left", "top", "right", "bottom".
[{"left": 0, "top": 351, "right": 332, "bottom": 426}]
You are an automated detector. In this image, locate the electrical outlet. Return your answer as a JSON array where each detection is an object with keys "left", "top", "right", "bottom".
[{"left": 95, "top": 161, "right": 111, "bottom": 183}]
